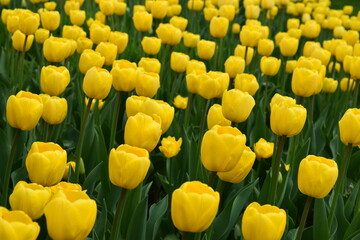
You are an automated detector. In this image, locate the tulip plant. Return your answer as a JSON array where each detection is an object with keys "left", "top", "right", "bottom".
[{"left": 1, "top": 0, "right": 360, "bottom": 240}]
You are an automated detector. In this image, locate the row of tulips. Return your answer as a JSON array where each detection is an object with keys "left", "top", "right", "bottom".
[{"left": 1, "top": 0, "right": 360, "bottom": 239}]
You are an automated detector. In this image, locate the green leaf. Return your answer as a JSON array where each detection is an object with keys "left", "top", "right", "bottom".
[
  {"left": 313, "top": 198, "right": 330, "bottom": 240},
  {"left": 212, "top": 179, "right": 258, "bottom": 240},
  {"left": 126, "top": 197, "right": 148, "bottom": 240},
  {"left": 146, "top": 195, "right": 169, "bottom": 240},
  {"left": 344, "top": 181, "right": 360, "bottom": 221},
  {"left": 93, "top": 199, "right": 108, "bottom": 240},
  {"left": 344, "top": 212, "right": 360, "bottom": 240},
  {"left": 83, "top": 161, "right": 103, "bottom": 196}
]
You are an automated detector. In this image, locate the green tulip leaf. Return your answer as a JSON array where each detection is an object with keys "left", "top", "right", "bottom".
[
  {"left": 126, "top": 196, "right": 148, "bottom": 240},
  {"left": 313, "top": 198, "right": 330, "bottom": 240},
  {"left": 146, "top": 195, "right": 169, "bottom": 240}
]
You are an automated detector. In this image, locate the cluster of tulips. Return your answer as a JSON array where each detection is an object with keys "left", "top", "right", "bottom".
[{"left": 0, "top": 0, "right": 360, "bottom": 239}]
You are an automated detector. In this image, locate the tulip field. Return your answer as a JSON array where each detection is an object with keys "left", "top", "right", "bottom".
[{"left": 1, "top": 0, "right": 360, "bottom": 239}]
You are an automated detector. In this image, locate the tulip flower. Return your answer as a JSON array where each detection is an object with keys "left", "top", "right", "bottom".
[
  {"left": 76, "top": 37, "right": 93, "bottom": 54},
  {"left": 171, "top": 52, "right": 190, "bottom": 72},
  {"left": 159, "top": 136, "right": 182, "bottom": 158},
  {"left": 133, "top": 11, "right": 153, "bottom": 32},
  {"left": 197, "top": 40, "right": 216, "bottom": 60},
  {"left": 95, "top": 42, "right": 118, "bottom": 66},
  {"left": 135, "top": 70, "right": 160, "bottom": 98},
  {"left": 258, "top": 39, "right": 274, "bottom": 56},
  {"left": 173, "top": 95, "right": 188, "bottom": 109},
  {"left": 186, "top": 59, "right": 206, "bottom": 74},
  {"left": 69, "top": 10, "right": 86, "bottom": 26},
  {"left": 141, "top": 36, "right": 161, "bottom": 55},
  {"left": 40, "top": 11, "right": 60, "bottom": 31},
  {"left": 198, "top": 71, "right": 229, "bottom": 99},
  {"left": 292, "top": 68, "right": 323, "bottom": 97},
  {"left": 254, "top": 138, "right": 274, "bottom": 159},
  {"left": 40, "top": 66, "right": 70, "bottom": 96},
  {"left": 109, "top": 31, "right": 128, "bottom": 54},
  {"left": 111, "top": 64, "right": 137, "bottom": 92},
  {"left": 207, "top": 104, "right": 231, "bottom": 129},
  {"left": 210, "top": 16, "right": 229, "bottom": 38},
  {"left": 78, "top": 49, "right": 105, "bottom": 74},
  {"left": 35, "top": 28, "right": 49, "bottom": 44},
  {"left": 222, "top": 89, "right": 255, "bottom": 123},
  {"left": 234, "top": 73, "right": 259, "bottom": 96},
  {"left": 41, "top": 96, "right": 68, "bottom": 125},
  {"left": 260, "top": 56, "right": 281, "bottom": 76},
  {"left": 224, "top": 56, "right": 245, "bottom": 78},
  {"left": 156, "top": 23, "right": 182, "bottom": 46},
  {"left": 11, "top": 30, "right": 34, "bottom": 52},
  {"left": 170, "top": 16, "right": 188, "bottom": 31},
  {"left": 139, "top": 57, "right": 161, "bottom": 74},
  {"left": 43, "top": 37, "right": 72, "bottom": 63},
  {"left": 83, "top": 67, "right": 112, "bottom": 100}
]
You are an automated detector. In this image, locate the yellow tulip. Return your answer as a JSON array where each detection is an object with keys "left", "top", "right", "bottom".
[
  {"left": 109, "top": 31, "right": 128, "bottom": 54},
  {"left": 339, "top": 108, "right": 360, "bottom": 146},
  {"left": 197, "top": 39, "right": 216, "bottom": 60},
  {"left": 62, "top": 161, "right": 76, "bottom": 180},
  {"left": 133, "top": 11, "right": 153, "bottom": 32},
  {"left": 41, "top": 96, "right": 68, "bottom": 125},
  {"left": 182, "top": 31, "right": 200, "bottom": 48},
  {"left": 43, "top": 37, "right": 72, "bottom": 63},
  {"left": 260, "top": 56, "right": 281, "bottom": 76},
  {"left": 11, "top": 30, "right": 34, "bottom": 52},
  {"left": 159, "top": 136, "right": 182, "bottom": 158},
  {"left": 35, "top": 28, "right": 49, "bottom": 44},
  {"left": 26, "top": 141, "right": 67, "bottom": 186},
  {"left": 258, "top": 39, "right": 274, "bottom": 56},
  {"left": 291, "top": 67, "right": 323, "bottom": 97},
  {"left": 44, "top": 189, "right": 97, "bottom": 240},
  {"left": 40, "top": 11, "right": 60, "bottom": 31},
  {"left": 170, "top": 16, "right": 188, "bottom": 31},
  {"left": 234, "top": 44, "right": 254, "bottom": 65},
  {"left": 171, "top": 52, "right": 190, "bottom": 72},
  {"left": 340, "top": 78, "right": 356, "bottom": 92},
  {"left": 245, "top": 5, "right": 260, "bottom": 19},
  {"left": 261, "top": 0, "right": 274, "bottom": 9},
  {"left": 232, "top": 23, "right": 240, "bottom": 34},
  {"left": 50, "top": 181, "right": 82, "bottom": 193},
  {"left": 240, "top": 25, "right": 262, "bottom": 47},
  {"left": 296, "top": 56, "right": 322, "bottom": 72},
  {"left": 198, "top": 71, "right": 229, "bottom": 99},
  {"left": 83, "top": 67, "right": 112, "bottom": 100},
  {"left": 6, "top": 91, "right": 43, "bottom": 131},
  {"left": 222, "top": 89, "right": 255, "bottom": 123},
  {"left": 287, "top": 18, "right": 300, "bottom": 29},
  {"left": 139, "top": 57, "right": 161, "bottom": 74},
  {"left": 335, "top": 44, "right": 353, "bottom": 62},
  {"left": 186, "top": 71, "right": 202, "bottom": 94},
  {"left": 124, "top": 112, "right": 162, "bottom": 152},
  {"left": 44, "top": 2, "right": 57, "bottom": 11},
  {"left": 64, "top": 0, "right": 80, "bottom": 15},
  {"left": 111, "top": 65, "right": 137, "bottom": 92},
  {"left": 298, "top": 155, "right": 338, "bottom": 199},
  {"left": 9, "top": 181, "right": 52, "bottom": 220},
  {"left": 156, "top": 23, "right": 182, "bottom": 45},
  {"left": 242, "top": 202, "right": 286, "bottom": 240},
  {"left": 207, "top": 104, "right": 231, "bottom": 129},
  {"left": 285, "top": 60, "right": 297, "bottom": 74},
  {"left": 234, "top": 73, "right": 259, "bottom": 96},
  {"left": 201, "top": 125, "right": 246, "bottom": 172},
  {"left": 89, "top": 22, "right": 111, "bottom": 44},
  {"left": 78, "top": 49, "right": 105, "bottom": 74},
  {"left": 187, "top": 0, "right": 204, "bottom": 11},
  {"left": 310, "top": 47, "right": 331, "bottom": 66},
  {"left": 135, "top": 70, "right": 160, "bottom": 98},
  {"left": 279, "top": 36, "right": 299, "bottom": 57},
  {"left": 173, "top": 95, "right": 188, "bottom": 109},
  {"left": 109, "top": 144, "right": 150, "bottom": 189},
  {"left": 95, "top": 41, "right": 118, "bottom": 66},
  {"left": 62, "top": 25, "right": 86, "bottom": 40},
  {"left": 19, "top": 10, "right": 40, "bottom": 35},
  {"left": 186, "top": 59, "right": 206, "bottom": 74},
  {"left": 70, "top": 10, "right": 86, "bottom": 26},
  {"left": 219, "top": 4, "right": 235, "bottom": 21},
  {"left": 152, "top": 0, "right": 168, "bottom": 19},
  {"left": 76, "top": 37, "right": 93, "bottom": 54},
  {"left": 99, "top": 0, "right": 115, "bottom": 16},
  {"left": 210, "top": 16, "right": 229, "bottom": 38},
  {"left": 203, "top": 7, "right": 219, "bottom": 21},
  {"left": 171, "top": 181, "right": 219, "bottom": 232},
  {"left": 0, "top": 207, "right": 40, "bottom": 240},
  {"left": 224, "top": 56, "right": 245, "bottom": 78},
  {"left": 254, "top": 138, "right": 274, "bottom": 159},
  {"left": 322, "top": 78, "right": 338, "bottom": 93},
  {"left": 114, "top": 1, "right": 127, "bottom": 15},
  {"left": 350, "top": 57, "right": 360, "bottom": 80},
  {"left": 141, "top": 36, "right": 161, "bottom": 55},
  {"left": 301, "top": 20, "right": 321, "bottom": 39}
]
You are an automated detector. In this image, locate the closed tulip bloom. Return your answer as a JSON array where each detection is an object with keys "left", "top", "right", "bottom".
[
  {"left": 242, "top": 202, "right": 286, "bottom": 240},
  {"left": 40, "top": 11, "right": 60, "bottom": 31},
  {"left": 245, "top": 5, "right": 260, "bottom": 19},
  {"left": 89, "top": 23, "right": 111, "bottom": 44},
  {"left": 261, "top": 0, "right": 274, "bottom": 9},
  {"left": 285, "top": 60, "right": 297, "bottom": 74},
  {"left": 186, "top": 59, "right": 206, "bottom": 74},
  {"left": 76, "top": 37, "right": 93, "bottom": 54},
  {"left": 109, "top": 31, "right": 128, "bottom": 54},
  {"left": 340, "top": 78, "right": 356, "bottom": 92},
  {"left": 234, "top": 73, "right": 259, "bottom": 96},
  {"left": 310, "top": 48, "right": 331, "bottom": 66},
  {"left": 9, "top": 181, "right": 52, "bottom": 220},
  {"left": 170, "top": 16, "right": 188, "bottom": 31},
  {"left": 62, "top": 161, "right": 76, "bottom": 180},
  {"left": 42, "top": 96, "right": 68, "bottom": 125},
  {"left": 187, "top": 0, "right": 204, "bottom": 11},
  {"left": 125, "top": 112, "right": 162, "bottom": 152},
  {"left": 292, "top": 68, "right": 322, "bottom": 97},
  {"left": 19, "top": 10, "right": 40, "bottom": 35},
  {"left": 210, "top": 16, "right": 229, "bottom": 38},
  {"left": 182, "top": 31, "right": 200, "bottom": 48},
  {"left": 186, "top": 71, "right": 202, "bottom": 94},
  {"left": 232, "top": 23, "right": 240, "bottom": 34},
  {"left": 301, "top": 20, "right": 321, "bottom": 39},
  {"left": 335, "top": 44, "right": 353, "bottom": 62},
  {"left": 287, "top": 18, "right": 300, "bottom": 29},
  {"left": 204, "top": 7, "right": 219, "bottom": 21},
  {"left": 254, "top": 138, "right": 274, "bottom": 159},
  {"left": 217, "top": 146, "right": 255, "bottom": 183},
  {"left": 240, "top": 26, "right": 262, "bottom": 47},
  {"left": 171, "top": 52, "right": 190, "bottom": 72},
  {"left": 270, "top": 97, "right": 307, "bottom": 137},
  {"left": 109, "top": 144, "right": 150, "bottom": 189},
  {"left": 83, "top": 67, "right": 112, "bottom": 100},
  {"left": 339, "top": 109, "right": 360, "bottom": 146},
  {"left": 12, "top": 30, "right": 34, "bottom": 52},
  {"left": 99, "top": 0, "right": 115, "bottom": 16},
  {"left": 126, "top": 95, "right": 175, "bottom": 133},
  {"left": 201, "top": 125, "right": 246, "bottom": 172},
  {"left": 152, "top": 0, "right": 168, "bottom": 19},
  {"left": 197, "top": 39, "right": 216, "bottom": 60},
  {"left": 111, "top": 66, "right": 137, "bottom": 92},
  {"left": 44, "top": 189, "right": 96, "bottom": 240},
  {"left": 62, "top": 25, "right": 86, "bottom": 40},
  {"left": 298, "top": 155, "right": 338, "bottom": 199},
  {"left": 95, "top": 42, "right": 117, "bottom": 66},
  {"left": 43, "top": 37, "right": 72, "bottom": 63},
  {"left": 322, "top": 78, "right": 338, "bottom": 93},
  {"left": 6, "top": 91, "right": 43, "bottom": 131},
  {"left": 333, "top": 26, "right": 346, "bottom": 38},
  {"left": 6, "top": 13, "right": 20, "bottom": 34},
  {"left": 95, "top": 11, "right": 106, "bottom": 24},
  {"left": 296, "top": 56, "right": 322, "bottom": 72},
  {"left": 79, "top": 49, "right": 105, "bottom": 74},
  {"left": 219, "top": 5, "right": 235, "bottom": 21},
  {"left": 222, "top": 89, "right": 255, "bottom": 123},
  {"left": 159, "top": 136, "right": 182, "bottom": 158},
  {"left": 198, "top": 71, "right": 229, "bottom": 99},
  {"left": 234, "top": 44, "right": 254, "bottom": 65},
  {"left": 44, "top": 2, "right": 57, "bottom": 11},
  {"left": 133, "top": 11, "right": 153, "bottom": 32},
  {"left": 258, "top": 39, "right": 274, "bottom": 56},
  {"left": 142, "top": 36, "right": 161, "bottom": 55},
  {"left": 26, "top": 142, "right": 67, "bottom": 186},
  {"left": 64, "top": 0, "right": 80, "bottom": 15},
  {"left": 70, "top": 10, "right": 85, "bottom": 26},
  {"left": 173, "top": 95, "right": 188, "bottom": 109},
  {"left": 343, "top": 29, "right": 359, "bottom": 46},
  {"left": 207, "top": 104, "right": 231, "bottom": 129},
  {"left": 224, "top": 56, "right": 245, "bottom": 78},
  {"left": 343, "top": 5, "right": 353, "bottom": 15},
  {"left": 136, "top": 71, "right": 160, "bottom": 98},
  {"left": 0, "top": 207, "right": 40, "bottom": 240},
  {"left": 168, "top": 4, "right": 182, "bottom": 17},
  {"left": 350, "top": 57, "right": 360, "bottom": 80},
  {"left": 171, "top": 181, "right": 219, "bottom": 232},
  {"left": 35, "top": 28, "right": 49, "bottom": 44},
  {"left": 279, "top": 36, "right": 298, "bottom": 57},
  {"left": 139, "top": 57, "right": 161, "bottom": 74},
  {"left": 260, "top": 56, "right": 281, "bottom": 76},
  {"left": 156, "top": 23, "right": 182, "bottom": 45}
]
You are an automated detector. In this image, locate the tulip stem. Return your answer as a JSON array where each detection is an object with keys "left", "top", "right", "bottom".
[
  {"left": 184, "top": 93, "right": 194, "bottom": 130},
  {"left": 109, "top": 92, "right": 122, "bottom": 151},
  {"left": 208, "top": 172, "right": 217, "bottom": 188},
  {"left": 195, "top": 99, "right": 209, "bottom": 179},
  {"left": 18, "top": 35, "right": 28, "bottom": 91},
  {"left": 46, "top": 124, "right": 54, "bottom": 142},
  {"left": 268, "top": 135, "right": 286, "bottom": 205},
  {"left": 263, "top": 75, "right": 268, "bottom": 114},
  {"left": 169, "top": 72, "right": 179, "bottom": 103},
  {"left": 110, "top": 188, "right": 128, "bottom": 240},
  {"left": 1, "top": 129, "right": 20, "bottom": 206},
  {"left": 73, "top": 98, "right": 93, "bottom": 183},
  {"left": 352, "top": 80, "right": 359, "bottom": 107},
  {"left": 295, "top": 196, "right": 313, "bottom": 240},
  {"left": 328, "top": 144, "right": 353, "bottom": 228}
]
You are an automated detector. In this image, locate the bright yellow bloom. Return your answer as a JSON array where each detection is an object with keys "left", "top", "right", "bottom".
[
  {"left": 133, "top": 11, "right": 153, "bottom": 32},
  {"left": 197, "top": 39, "right": 216, "bottom": 60},
  {"left": 173, "top": 95, "right": 188, "bottom": 109},
  {"left": 279, "top": 36, "right": 299, "bottom": 57},
  {"left": 186, "top": 59, "right": 206, "bottom": 74},
  {"left": 159, "top": 136, "right": 182, "bottom": 158},
  {"left": 12, "top": 30, "right": 34, "bottom": 52},
  {"left": 169, "top": 16, "right": 188, "bottom": 31},
  {"left": 135, "top": 70, "right": 160, "bottom": 98},
  {"left": 254, "top": 138, "right": 274, "bottom": 159},
  {"left": 89, "top": 22, "right": 111, "bottom": 44},
  {"left": 76, "top": 37, "right": 93, "bottom": 54},
  {"left": 43, "top": 37, "right": 72, "bottom": 63},
  {"left": 83, "top": 67, "right": 112, "bottom": 100},
  {"left": 95, "top": 41, "right": 118, "bottom": 66},
  {"left": 182, "top": 31, "right": 200, "bottom": 48},
  {"left": 156, "top": 23, "right": 182, "bottom": 45},
  {"left": 234, "top": 73, "right": 259, "bottom": 96},
  {"left": 240, "top": 25, "right": 262, "bottom": 47},
  {"left": 138, "top": 57, "right": 161, "bottom": 74},
  {"left": 35, "top": 28, "right": 49, "bottom": 44},
  {"left": 322, "top": 77, "right": 338, "bottom": 93},
  {"left": 222, "top": 89, "right": 255, "bottom": 123},
  {"left": 152, "top": 0, "right": 168, "bottom": 19},
  {"left": 109, "top": 31, "right": 128, "bottom": 54},
  {"left": 260, "top": 56, "right": 281, "bottom": 76},
  {"left": 339, "top": 108, "right": 360, "bottom": 146},
  {"left": 111, "top": 64, "right": 137, "bottom": 92},
  {"left": 41, "top": 96, "right": 67, "bottom": 125},
  {"left": 70, "top": 10, "right": 86, "bottom": 26},
  {"left": 40, "top": 11, "right": 60, "bottom": 31},
  {"left": 207, "top": 104, "right": 231, "bottom": 129},
  {"left": 141, "top": 36, "right": 161, "bottom": 55},
  {"left": 210, "top": 16, "right": 229, "bottom": 38},
  {"left": 198, "top": 71, "right": 229, "bottom": 99},
  {"left": 291, "top": 67, "right": 323, "bottom": 97},
  {"left": 258, "top": 39, "right": 274, "bottom": 56},
  {"left": 171, "top": 52, "right": 190, "bottom": 72},
  {"left": 78, "top": 49, "right": 105, "bottom": 74}
]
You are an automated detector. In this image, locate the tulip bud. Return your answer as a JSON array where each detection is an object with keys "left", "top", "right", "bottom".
[
  {"left": 12, "top": 30, "right": 34, "bottom": 52},
  {"left": 6, "top": 91, "right": 43, "bottom": 131},
  {"left": 133, "top": 11, "right": 153, "bottom": 32},
  {"left": 207, "top": 104, "right": 231, "bottom": 129},
  {"left": 301, "top": 20, "right": 321, "bottom": 39},
  {"left": 279, "top": 36, "right": 299, "bottom": 57},
  {"left": 41, "top": 96, "right": 68, "bottom": 125},
  {"left": 287, "top": 18, "right": 300, "bottom": 29},
  {"left": 254, "top": 138, "right": 274, "bottom": 159},
  {"left": 9, "top": 181, "right": 52, "bottom": 220},
  {"left": 109, "top": 31, "right": 128, "bottom": 54},
  {"left": 19, "top": 10, "right": 40, "bottom": 35},
  {"left": 339, "top": 108, "right": 360, "bottom": 146},
  {"left": 169, "top": 16, "right": 188, "bottom": 32},
  {"left": 156, "top": 23, "right": 182, "bottom": 45},
  {"left": 159, "top": 136, "right": 182, "bottom": 158},
  {"left": 198, "top": 71, "right": 229, "bottom": 99},
  {"left": 141, "top": 36, "right": 161, "bottom": 55},
  {"left": 79, "top": 49, "right": 105, "bottom": 74},
  {"left": 298, "top": 155, "right": 338, "bottom": 199},
  {"left": 111, "top": 64, "right": 137, "bottom": 92},
  {"left": 109, "top": 144, "right": 150, "bottom": 189},
  {"left": 40, "top": 11, "right": 60, "bottom": 31},
  {"left": 35, "top": 28, "right": 49, "bottom": 44},
  {"left": 171, "top": 181, "right": 219, "bottom": 232},
  {"left": 245, "top": 5, "right": 260, "bottom": 19},
  {"left": 95, "top": 42, "right": 117, "bottom": 66},
  {"left": 204, "top": 7, "right": 219, "bottom": 21},
  {"left": 224, "top": 56, "right": 245, "bottom": 78},
  {"left": 64, "top": 0, "right": 80, "bottom": 15},
  {"left": 76, "top": 37, "right": 93, "bottom": 54},
  {"left": 62, "top": 161, "right": 76, "bottom": 180},
  {"left": 26, "top": 142, "right": 67, "bottom": 186},
  {"left": 242, "top": 202, "right": 286, "bottom": 240},
  {"left": 210, "top": 16, "right": 229, "bottom": 38},
  {"left": 240, "top": 25, "right": 262, "bottom": 47},
  {"left": 222, "top": 89, "right": 255, "bottom": 123},
  {"left": 83, "top": 67, "right": 112, "bottom": 100},
  {"left": 234, "top": 73, "right": 259, "bottom": 96},
  {"left": 186, "top": 59, "right": 206, "bottom": 74},
  {"left": 270, "top": 95, "right": 307, "bottom": 137},
  {"left": 135, "top": 70, "right": 160, "bottom": 98},
  {"left": 152, "top": 0, "right": 168, "bottom": 19},
  {"left": 44, "top": 2, "right": 57, "bottom": 11},
  {"left": 173, "top": 95, "right": 188, "bottom": 109},
  {"left": 99, "top": 0, "right": 115, "bottom": 16},
  {"left": 234, "top": 44, "right": 254, "bottom": 65},
  {"left": 44, "top": 190, "right": 97, "bottom": 240},
  {"left": 258, "top": 38, "right": 274, "bottom": 56},
  {"left": 322, "top": 77, "right": 338, "bottom": 93},
  {"left": 260, "top": 56, "right": 281, "bottom": 76},
  {"left": 43, "top": 37, "right": 72, "bottom": 63},
  {"left": 89, "top": 22, "right": 111, "bottom": 44},
  {"left": 139, "top": 57, "right": 161, "bottom": 74},
  {"left": 292, "top": 67, "right": 323, "bottom": 97},
  {"left": 70, "top": 10, "right": 86, "bottom": 26},
  {"left": 0, "top": 207, "right": 40, "bottom": 239},
  {"left": 187, "top": 0, "right": 204, "bottom": 11},
  {"left": 197, "top": 39, "right": 216, "bottom": 60},
  {"left": 171, "top": 52, "right": 190, "bottom": 72},
  {"left": 124, "top": 112, "right": 162, "bottom": 152}
]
